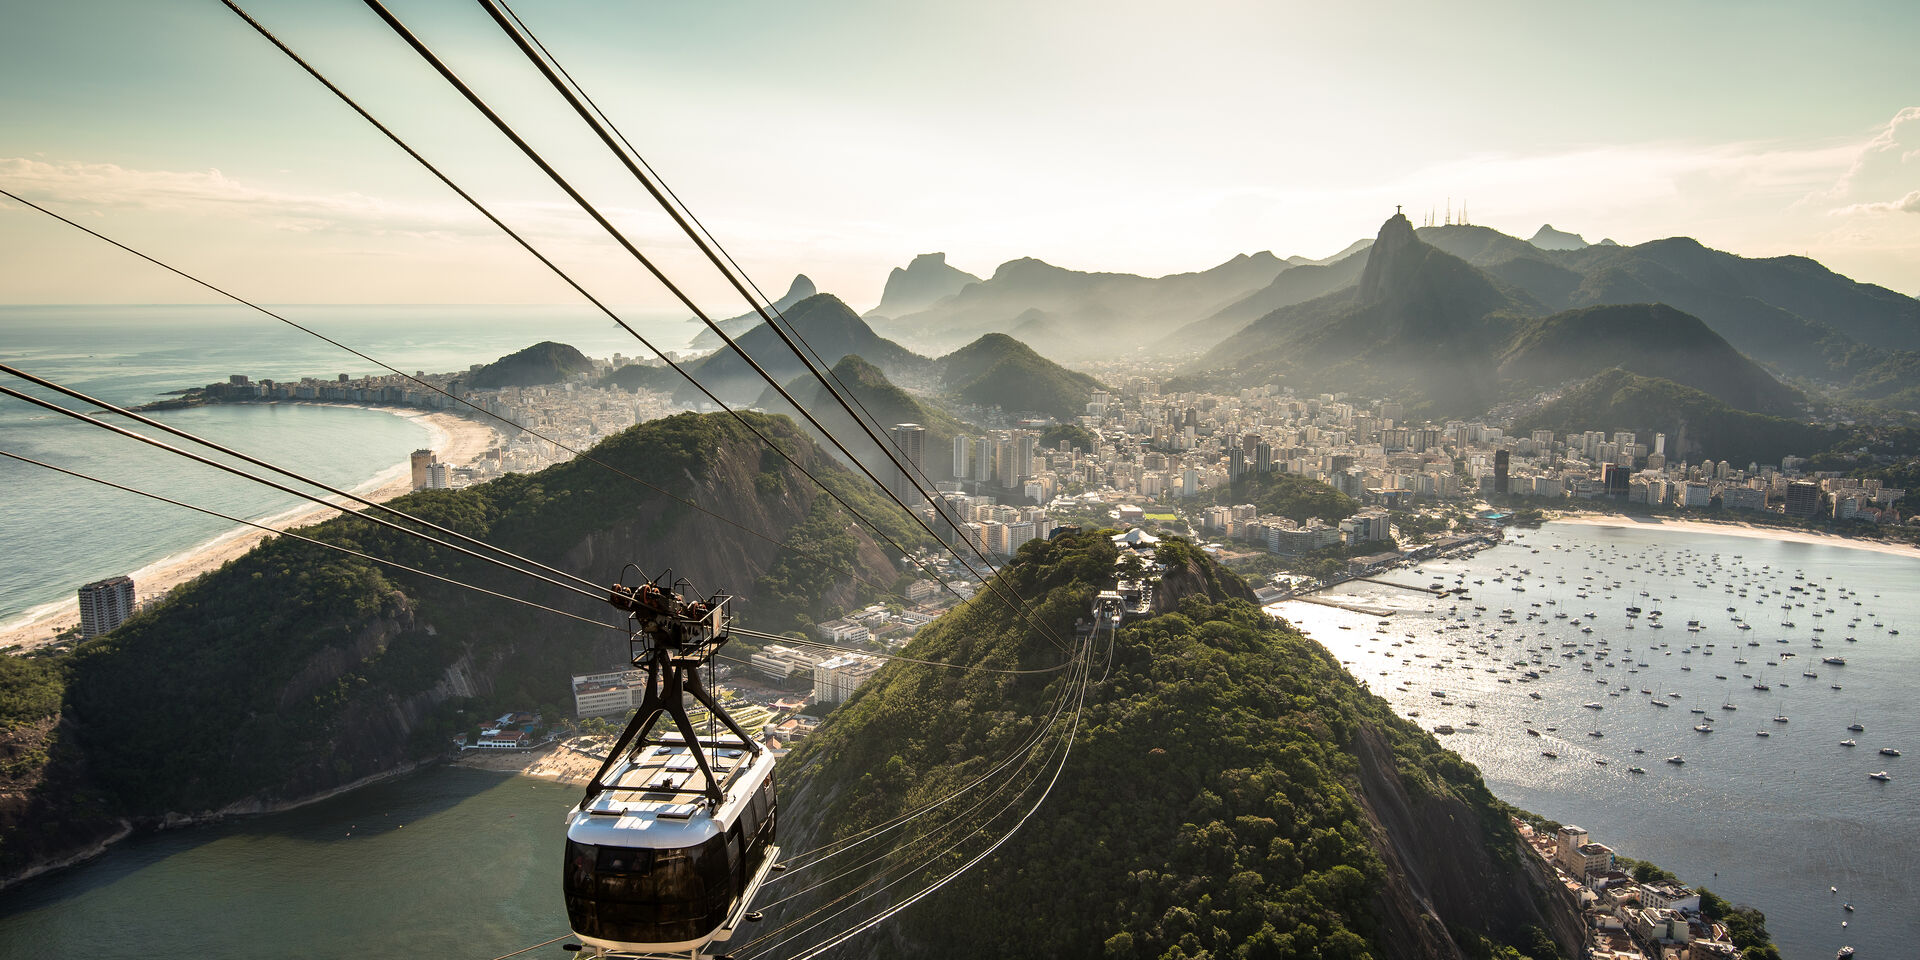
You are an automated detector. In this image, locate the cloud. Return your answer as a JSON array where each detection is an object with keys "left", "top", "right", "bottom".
[
  {"left": 1830, "top": 189, "right": 1920, "bottom": 216},
  {"left": 1819, "top": 106, "right": 1920, "bottom": 216}
]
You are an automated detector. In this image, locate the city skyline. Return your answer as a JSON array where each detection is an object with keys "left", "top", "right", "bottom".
[{"left": 2, "top": 0, "right": 1917, "bottom": 310}]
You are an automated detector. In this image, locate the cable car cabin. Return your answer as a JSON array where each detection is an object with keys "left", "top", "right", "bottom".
[{"left": 564, "top": 734, "right": 778, "bottom": 958}]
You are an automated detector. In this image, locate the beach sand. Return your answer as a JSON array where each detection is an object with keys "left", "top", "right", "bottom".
[
  {"left": 1, "top": 408, "right": 499, "bottom": 652},
  {"left": 458, "top": 738, "right": 610, "bottom": 786},
  {"left": 1548, "top": 513, "right": 1920, "bottom": 559}
]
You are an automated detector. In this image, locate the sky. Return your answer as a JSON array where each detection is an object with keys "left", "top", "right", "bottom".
[{"left": 2, "top": 0, "right": 1917, "bottom": 313}]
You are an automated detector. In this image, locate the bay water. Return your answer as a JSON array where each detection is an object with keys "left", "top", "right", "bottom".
[
  {"left": 0, "top": 305, "right": 697, "bottom": 627},
  {"left": 1277, "top": 521, "right": 1920, "bottom": 959}
]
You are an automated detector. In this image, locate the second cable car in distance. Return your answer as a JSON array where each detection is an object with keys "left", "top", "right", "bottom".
[{"left": 563, "top": 571, "right": 779, "bottom": 959}]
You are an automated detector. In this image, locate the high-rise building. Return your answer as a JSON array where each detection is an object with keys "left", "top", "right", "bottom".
[
  {"left": 1493, "top": 449, "right": 1510, "bottom": 495},
  {"left": 889, "top": 423, "right": 927, "bottom": 499},
  {"left": 78, "top": 575, "right": 136, "bottom": 638},
  {"left": 951, "top": 434, "right": 971, "bottom": 480},
  {"left": 1784, "top": 481, "right": 1822, "bottom": 517},
  {"left": 426, "top": 462, "right": 450, "bottom": 489},
  {"left": 410, "top": 449, "right": 434, "bottom": 490}
]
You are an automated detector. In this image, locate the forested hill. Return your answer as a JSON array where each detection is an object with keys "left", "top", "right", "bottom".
[
  {"left": 467, "top": 341, "right": 593, "bottom": 388},
  {"left": 0, "top": 412, "right": 912, "bottom": 887},
  {"left": 779, "top": 531, "right": 1581, "bottom": 959},
  {"left": 937, "top": 332, "right": 1107, "bottom": 421},
  {"left": 1512, "top": 368, "right": 1841, "bottom": 468}
]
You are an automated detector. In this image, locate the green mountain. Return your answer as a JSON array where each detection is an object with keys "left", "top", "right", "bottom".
[
  {"left": 1527, "top": 224, "right": 1590, "bottom": 251},
  {"left": 0, "top": 412, "right": 912, "bottom": 884},
  {"left": 1512, "top": 368, "right": 1841, "bottom": 467},
  {"left": 691, "top": 293, "right": 929, "bottom": 405},
  {"left": 1160, "top": 250, "right": 1370, "bottom": 356},
  {"left": 868, "top": 252, "right": 982, "bottom": 319},
  {"left": 937, "top": 333, "right": 1107, "bottom": 421},
  {"left": 1177, "top": 213, "right": 1543, "bottom": 415},
  {"left": 1498, "top": 303, "right": 1804, "bottom": 416},
  {"left": 1413, "top": 226, "right": 1920, "bottom": 403},
  {"left": 688, "top": 274, "right": 818, "bottom": 351},
  {"left": 757, "top": 354, "right": 978, "bottom": 485},
  {"left": 779, "top": 531, "right": 1580, "bottom": 959},
  {"left": 466, "top": 341, "right": 592, "bottom": 389},
  {"left": 1206, "top": 471, "right": 1359, "bottom": 524},
  {"left": 875, "top": 252, "right": 1285, "bottom": 360}
]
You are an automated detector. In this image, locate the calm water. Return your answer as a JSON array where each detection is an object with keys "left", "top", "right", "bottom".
[
  {"left": 0, "top": 768, "right": 577, "bottom": 960},
  {"left": 1277, "top": 521, "right": 1920, "bottom": 960},
  {"left": 0, "top": 305, "right": 698, "bottom": 626}
]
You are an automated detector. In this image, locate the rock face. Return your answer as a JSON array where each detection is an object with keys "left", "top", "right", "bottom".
[
  {"left": 1527, "top": 223, "right": 1590, "bottom": 251},
  {"left": 869, "top": 252, "right": 981, "bottom": 319},
  {"left": 689, "top": 274, "right": 818, "bottom": 350},
  {"left": 1358, "top": 211, "right": 1423, "bottom": 303}
]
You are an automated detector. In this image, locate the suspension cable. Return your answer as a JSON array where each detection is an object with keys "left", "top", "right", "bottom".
[
  {"left": 0, "top": 187, "right": 942, "bottom": 618},
  {"left": 0, "top": 361, "right": 607, "bottom": 596},
  {"left": 218, "top": 0, "right": 996, "bottom": 628},
  {"left": 473, "top": 0, "right": 1055, "bottom": 639},
  {"left": 0, "top": 382, "right": 607, "bottom": 606},
  {"left": 358, "top": 0, "right": 1067, "bottom": 653},
  {"left": 0, "top": 449, "right": 619, "bottom": 632}
]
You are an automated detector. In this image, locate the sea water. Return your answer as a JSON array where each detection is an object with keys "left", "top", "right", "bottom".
[
  {"left": 0, "top": 304, "right": 698, "bottom": 626},
  {"left": 1275, "top": 520, "right": 1920, "bottom": 959},
  {"left": 2, "top": 521, "right": 1910, "bottom": 956}
]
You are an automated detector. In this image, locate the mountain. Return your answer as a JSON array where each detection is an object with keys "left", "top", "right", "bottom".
[
  {"left": 1160, "top": 249, "right": 1370, "bottom": 355},
  {"left": 867, "top": 252, "right": 981, "bottom": 319},
  {"left": 466, "top": 341, "right": 592, "bottom": 389},
  {"left": 1512, "top": 368, "right": 1840, "bottom": 467},
  {"left": 1177, "top": 213, "right": 1544, "bottom": 414},
  {"left": 1394, "top": 225, "right": 1920, "bottom": 399},
  {"left": 875, "top": 252, "right": 1285, "bottom": 359},
  {"left": 756, "top": 354, "right": 977, "bottom": 485},
  {"left": 1204, "top": 471, "right": 1358, "bottom": 524},
  {"left": 937, "top": 333, "right": 1106, "bottom": 421},
  {"left": 688, "top": 274, "right": 817, "bottom": 351},
  {"left": 1528, "top": 224, "right": 1590, "bottom": 251},
  {"left": 778, "top": 532, "right": 1582, "bottom": 960},
  {"left": 690, "top": 293, "right": 929, "bottom": 405},
  {"left": 1498, "top": 303, "right": 1805, "bottom": 416},
  {"left": 0, "top": 412, "right": 912, "bottom": 885}
]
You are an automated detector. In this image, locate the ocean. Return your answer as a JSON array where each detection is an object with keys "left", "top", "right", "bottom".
[
  {"left": 1275, "top": 521, "right": 1920, "bottom": 959},
  {"left": 0, "top": 304, "right": 699, "bottom": 628},
  {"left": 0, "top": 521, "right": 1910, "bottom": 957}
]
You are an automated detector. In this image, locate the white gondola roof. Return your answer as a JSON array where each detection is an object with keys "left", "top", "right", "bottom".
[
  {"left": 1112, "top": 527, "right": 1160, "bottom": 548},
  {"left": 567, "top": 737, "right": 770, "bottom": 849}
]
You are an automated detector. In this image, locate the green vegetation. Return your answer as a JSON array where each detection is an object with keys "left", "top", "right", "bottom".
[
  {"left": 467, "top": 340, "right": 592, "bottom": 388},
  {"left": 2, "top": 411, "right": 903, "bottom": 853},
  {"left": 1696, "top": 888, "right": 1781, "bottom": 960},
  {"left": 787, "top": 531, "right": 1562, "bottom": 959},
  {"left": 695, "top": 294, "right": 928, "bottom": 403},
  {"left": 1039, "top": 421, "right": 1098, "bottom": 452},
  {"left": 0, "top": 655, "right": 63, "bottom": 730},
  {"left": 1512, "top": 368, "right": 1839, "bottom": 469},
  {"left": 938, "top": 333, "right": 1106, "bottom": 420},
  {"left": 1211, "top": 471, "right": 1359, "bottom": 524},
  {"left": 1498, "top": 304, "right": 1802, "bottom": 416}
]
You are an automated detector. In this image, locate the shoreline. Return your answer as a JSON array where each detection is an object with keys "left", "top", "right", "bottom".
[
  {"left": 1543, "top": 512, "right": 1920, "bottom": 559},
  {"left": 0, "top": 405, "right": 500, "bottom": 653},
  {"left": 454, "top": 737, "right": 609, "bottom": 787}
]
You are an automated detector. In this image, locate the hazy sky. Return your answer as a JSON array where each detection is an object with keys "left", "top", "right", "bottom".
[{"left": 3, "top": 0, "right": 1917, "bottom": 312}]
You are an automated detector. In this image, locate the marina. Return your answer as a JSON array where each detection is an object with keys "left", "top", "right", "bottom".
[{"left": 1274, "top": 519, "right": 1919, "bottom": 960}]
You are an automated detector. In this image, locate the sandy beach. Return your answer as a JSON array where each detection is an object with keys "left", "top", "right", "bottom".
[
  {"left": 457, "top": 737, "right": 611, "bottom": 786},
  {"left": 0, "top": 407, "right": 499, "bottom": 652},
  {"left": 1548, "top": 513, "right": 1920, "bottom": 559}
]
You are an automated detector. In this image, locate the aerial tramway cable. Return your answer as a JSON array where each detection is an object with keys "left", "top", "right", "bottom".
[
  {"left": 734, "top": 631, "right": 1094, "bottom": 960},
  {"left": 483, "top": 0, "right": 979, "bottom": 552},
  {"left": 355, "top": 0, "right": 1072, "bottom": 653},
  {"left": 0, "top": 187, "right": 964, "bottom": 626},
  {"left": 217, "top": 0, "right": 1020, "bottom": 637},
  {"left": 0, "top": 362, "right": 609, "bottom": 596},
  {"left": 0, "top": 449, "right": 621, "bottom": 632},
  {"left": 0, "top": 380, "right": 609, "bottom": 607}
]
